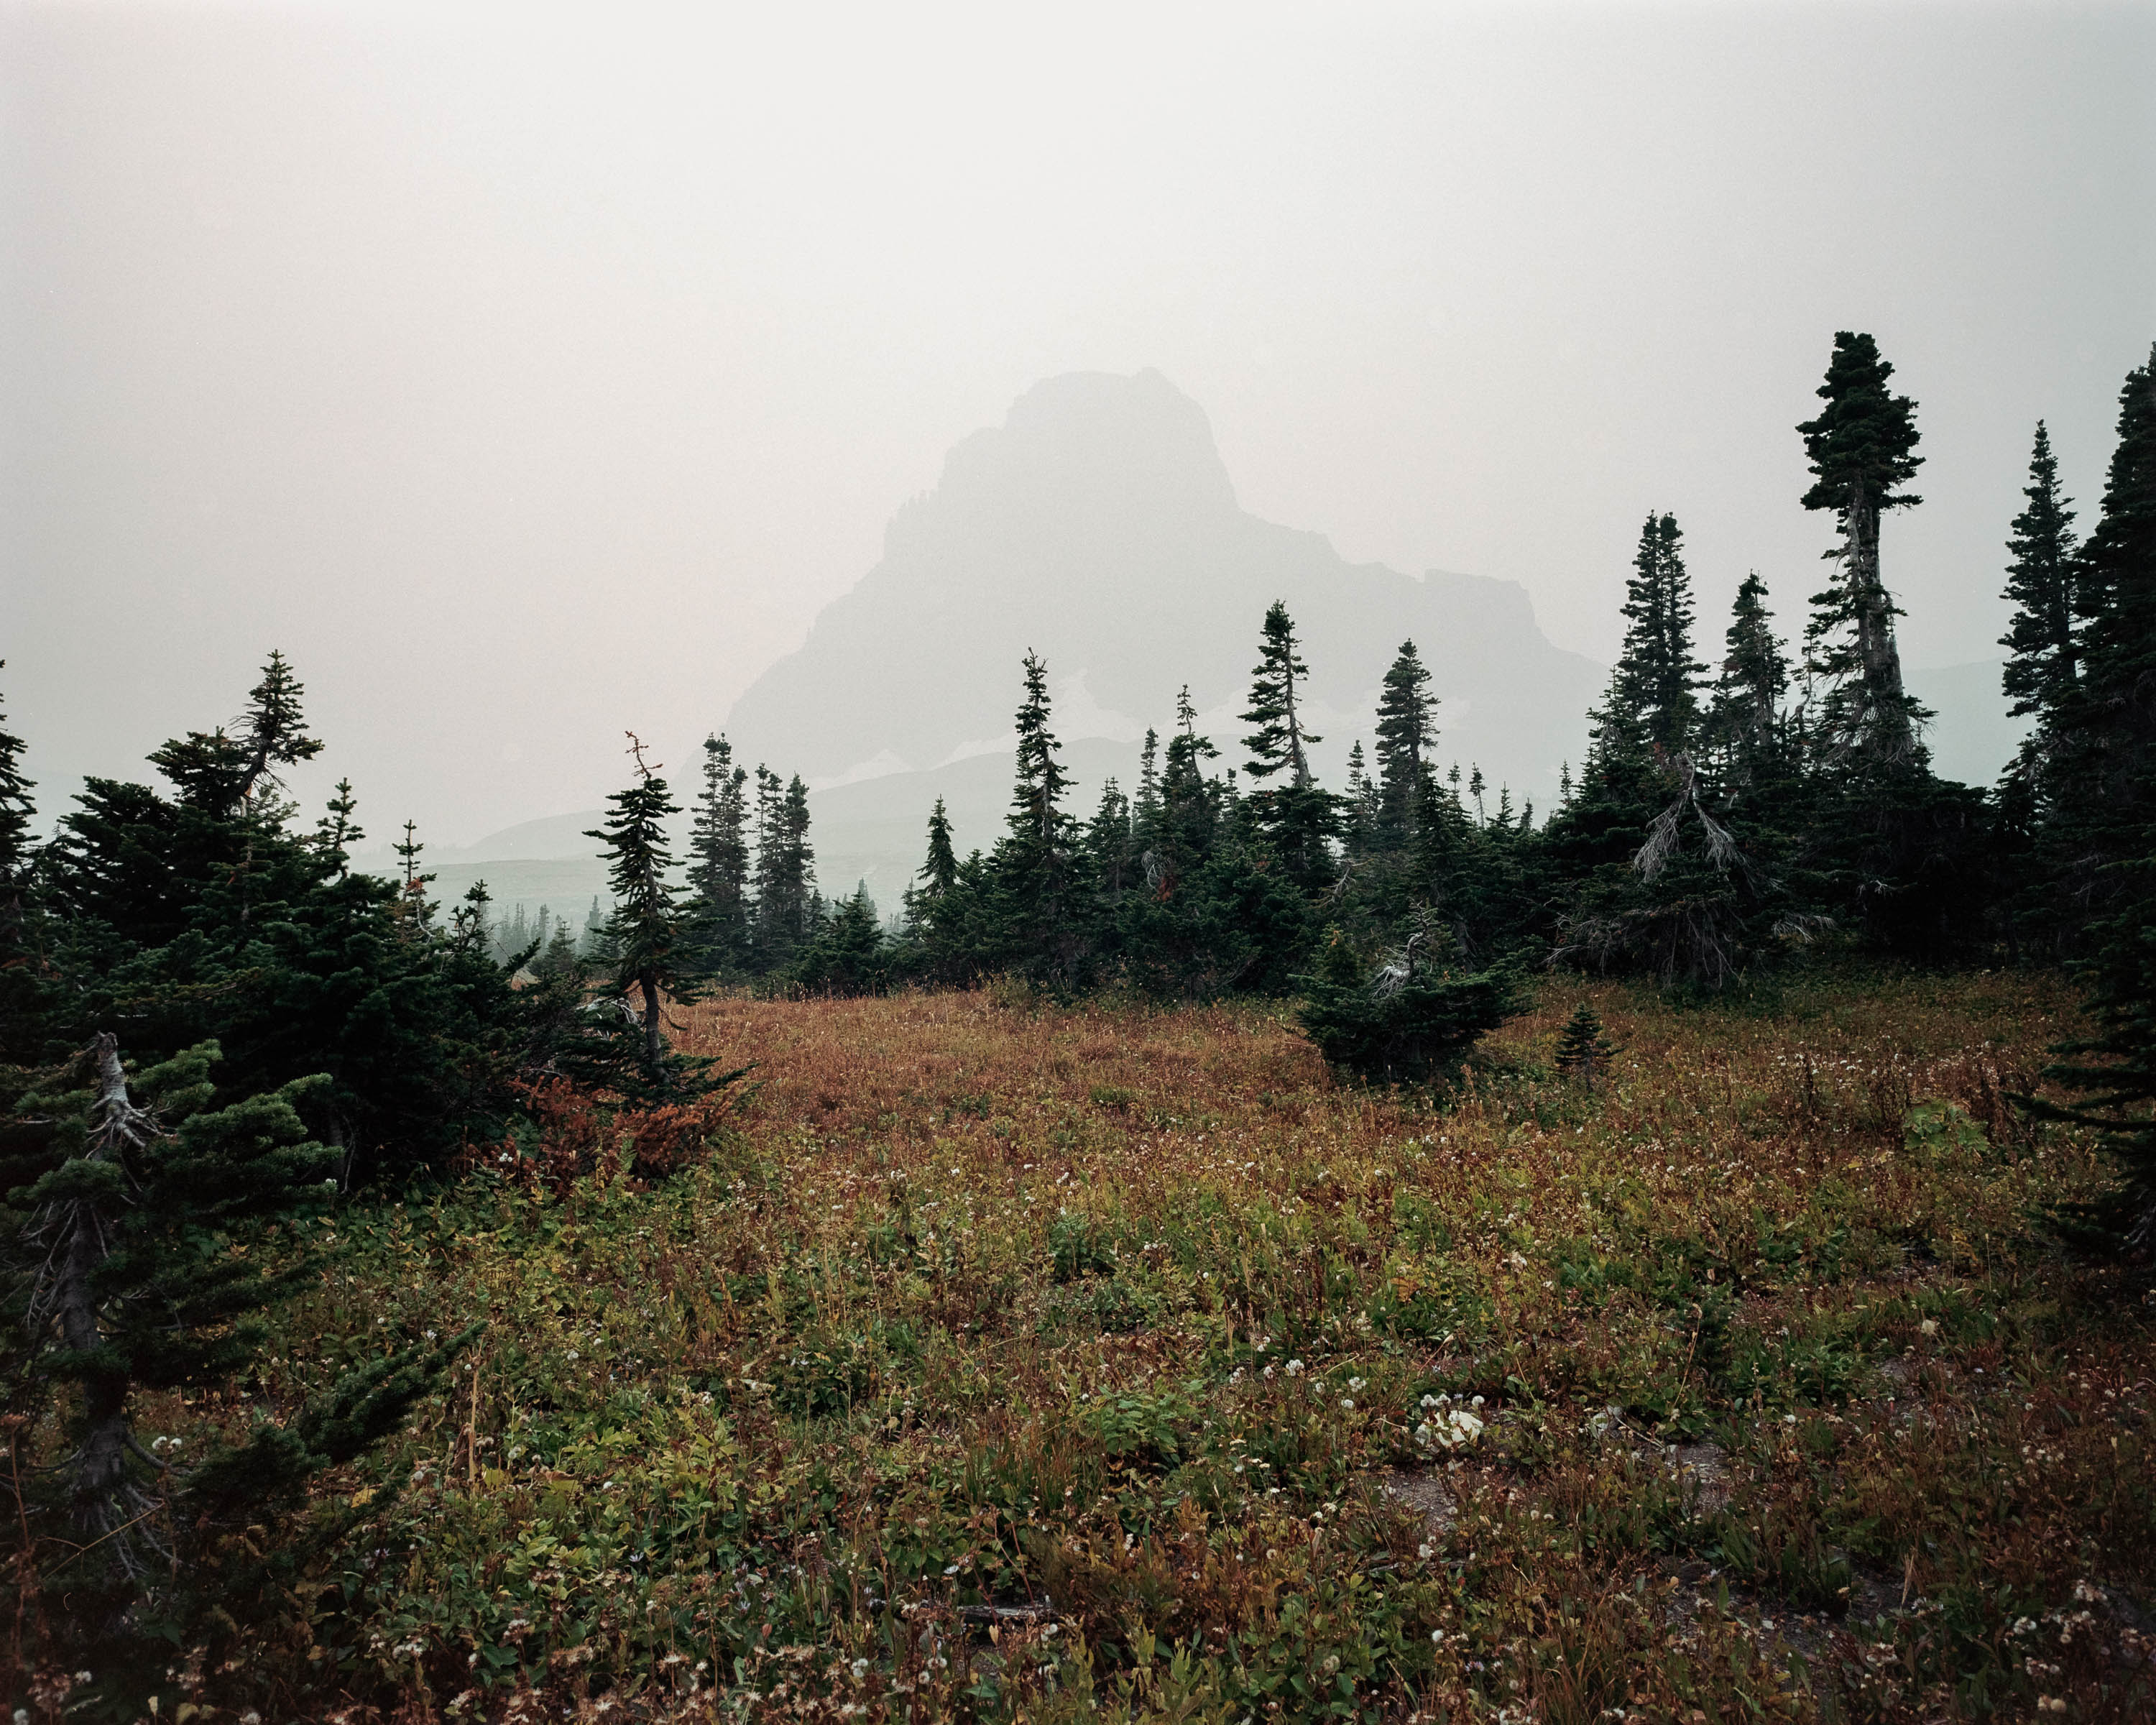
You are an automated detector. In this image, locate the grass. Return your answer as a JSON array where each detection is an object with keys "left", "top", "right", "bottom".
[{"left": 62, "top": 969, "right": 2156, "bottom": 1721}]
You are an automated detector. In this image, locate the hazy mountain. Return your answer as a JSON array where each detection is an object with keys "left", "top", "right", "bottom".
[{"left": 724, "top": 369, "right": 1606, "bottom": 804}]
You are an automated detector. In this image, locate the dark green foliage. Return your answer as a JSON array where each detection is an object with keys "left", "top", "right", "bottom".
[
  {"left": 1553, "top": 1002, "right": 1619, "bottom": 1091},
  {"left": 751, "top": 765, "right": 817, "bottom": 970},
  {"left": 2000, "top": 421, "right": 2084, "bottom": 733},
  {"left": 1611, "top": 512, "right": 1706, "bottom": 755},
  {"left": 1295, "top": 931, "right": 1526, "bottom": 1084},
  {"left": 1706, "top": 572, "right": 1792, "bottom": 794},
  {"left": 1372, "top": 641, "right": 1437, "bottom": 851},
  {"left": 1241, "top": 601, "right": 1339, "bottom": 891},
  {"left": 1, "top": 1035, "right": 459, "bottom": 1699},
  {"left": 2032, "top": 345, "right": 2156, "bottom": 1245},
  {"left": 685, "top": 732, "right": 752, "bottom": 980},
  {"left": 1797, "top": 331, "right": 1929, "bottom": 768},
  {"left": 585, "top": 735, "right": 704, "bottom": 1092},
  {"left": 791, "top": 883, "right": 888, "bottom": 995}
]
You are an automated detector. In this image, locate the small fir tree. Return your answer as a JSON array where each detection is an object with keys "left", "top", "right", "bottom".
[{"left": 1553, "top": 1002, "right": 1620, "bottom": 1092}]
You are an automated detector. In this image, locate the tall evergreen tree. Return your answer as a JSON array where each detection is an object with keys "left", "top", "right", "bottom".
[
  {"left": 1087, "top": 778, "right": 1135, "bottom": 901},
  {"left": 686, "top": 732, "right": 752, "bottom": 979},
  {"left": 1242, "top": 602, "right": 1337, "bottom": 888},
  {"left": 913, "top": 797, "right": 960, "bottom": 908},
  {"left": 586, "top": 734, "right": 696, "bottom": 1086},
  {"left": 1611, "top": 512, "right": 1707, "bottom": 755},
  {"left": 1999, "top": 420, "right": 2085, "bottom": 763},
  {"left": 1373, "top": 642, "right": 1438, "bottom": 849},
  {"left": 2036, "top": 344, "right": 2156, "bottom": 1244},
  {"left": 997, "top": 652, "right": 1089, "bottom": 985},
  {"left": 1154, "top": 685, "right": 1222, "bottom": 890},
  {"left": 750, "top": 765, "right": 816, "bottom": 970},
  {"left": 1797, "top": 331, "right": 1928, "bottom": 768}
]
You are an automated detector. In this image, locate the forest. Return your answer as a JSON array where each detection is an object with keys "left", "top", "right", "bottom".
[{"left": 2, "top": 331, "right": 2154, "bottom": 1721}]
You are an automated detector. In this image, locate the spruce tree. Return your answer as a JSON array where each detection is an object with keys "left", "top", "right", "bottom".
[
  {"left": 1611, "top": 513, "right": 1706, "bottom": 755},
  {"left": 1797, "top": 331, "right": 1928, "bottom": 767},
  {"left": 1242, "top": 602, "right": 1338, "bottom": 890},
  {"left": 585, "top": 734, "right": 696, "bottom": 1087},
  {"left": 751, "top": 765, "right": 818, "bottom": 970},
  {"left": 2000, "top": 420, "right": 2083, "bottom": 728},
  {"left": 913, "top": 796, "right": 960, "bottom": 907},
  {"left": 2036, "top": 344, "right": 2156, "bottom": 1244},
  {"left": 1087, "top": 778, "right": 1135, "bottom": 901},
  {"left": 1553, "top": 1002, "right": 1620, "bottom": 1092},
  {"left": 686, "top": 732, "right": 752, "bottom": 979},
  {"left": 995, "top": 652, "right": 1091, "bottom": 986},
  {"left": 1154, "top": 684, "right": 1222, "bottom": 891},
  {"left": 2, "top": 1036, "right": 461, "bottom": 1696},
  {"left": 1707, "top": 572, "right": 1792, "bottom": 792},
  {"left": 232, "top": 649, "right": 324, "bottom": 811},
  {"left": 1373, "top": 642, "right": 1437, "bottom": 849}
]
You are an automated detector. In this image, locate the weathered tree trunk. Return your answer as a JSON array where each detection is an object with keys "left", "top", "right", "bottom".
[
  {"left": 52, "top": 1034, "right": 158, "bottom": 1565},
  {"left": 1844, "top": 480, "right": 1917, "bottom": 765}
]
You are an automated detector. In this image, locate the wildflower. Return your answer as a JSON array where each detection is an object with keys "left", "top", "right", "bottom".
[
  {"left": 1919, "top": 1318, "right": 1939, "bottom": 1337},
  {"left": 1348, "top": 1377, "right": 1365, "bottom": 1392},
  {"left": 1341, "top": 1398, "right": 1355, "bottom": 1410},
  {"left": 1419, "top": 1542, "right": 1434, "bottom": 1559},
  {"left": 1285, "top": 1359, "right": 1304, "bottom": 1377}
]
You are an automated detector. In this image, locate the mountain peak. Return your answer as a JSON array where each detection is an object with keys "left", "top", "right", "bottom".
[{"left": 727, "top": 374, "right": 1600, "bottom": 796}]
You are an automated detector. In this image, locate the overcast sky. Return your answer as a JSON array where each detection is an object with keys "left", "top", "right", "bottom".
[{"left": 4, "top": 1, "right": 2151, "bottom": 842}]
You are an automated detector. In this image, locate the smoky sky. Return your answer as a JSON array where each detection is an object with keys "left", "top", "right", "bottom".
[{"left": 4, "top": 1, "right": 2151, "bottom": 843}]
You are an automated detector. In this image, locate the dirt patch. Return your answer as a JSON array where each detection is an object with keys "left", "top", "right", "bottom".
[{"left": 1381, "top": 1466, "right": 1460, "bottom": 1534}]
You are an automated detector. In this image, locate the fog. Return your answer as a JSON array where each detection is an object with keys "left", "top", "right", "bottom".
[{"left": 4, "top": 1, "right": 2150, "bottom": 844}]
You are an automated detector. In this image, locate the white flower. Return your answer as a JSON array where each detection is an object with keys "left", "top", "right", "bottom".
[
  {"left": 1348, "top": 1377, "right": 1366, "bottom": 1392},
  {"left": 1340, "top": 1398, "right": 1355, "bottom": 1410},
  {"left": 1284, "top": 1359, "right": 1304, "bottom": 1376},
  {"left": 1420, "top": 1394, "right": 1441, "bottom": 1410},
  {"left": 1919, "top": 1318, "right": 1939, "bottom": 1336},
  {"left": 1418, "top": 1542, "right": 1434, "bottom": 1559}
]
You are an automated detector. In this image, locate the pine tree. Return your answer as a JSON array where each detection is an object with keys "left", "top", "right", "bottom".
[
  {"left": 1553, "top": 1002, "right": 1620, "bottom": 1092},
  {"left": 995, "top": 652, "right": 1091, "bottom": 985},
  {"left": 913, "top": 797, "right": 960, "bottom": 907},
  {"left": 1797, "top": 331, "right": 1928, "bottom": 768},
  {"left": 686, "top": 732, "right": 752, "bottom": 979},
  {"left": 1707, "top": 572, "right": 1792, "bottom": 790},
  {"left": 1611, "top": 513, "right": 1707, "bottom": 755},
  {"left": 1087, "top": 778, "right": 1135, "bottom": 900},
  {"left": 1342, "top": 740, "right": 1378, "bottom": 860},
  {"left": 1999, "top": 421, "right": 2085, "bottom": 759},
  {"left": 581, "top": 894, "right": 607, "bottom": 956},
  {"left": 751, "top": 765, "right": 816, "bottom": 970},
  {"left": 1242, "top": 602, "right": 1338, "bottom": 889},
  {"left": 1154, "top": 685, "right": 1222, "bottom": 891},
  {"left": 2035, "top": 344, "right": 2156, "bottom": 1244},
  {"left": 585, "top": 734, "right": 696, "bottom": 1087},
  {"left": 1373, "top": 641, "right": 1438, "bottom": 849},
  {"left": 232, "top": 650, "right": 324, "bottom": 811},
  {"left": 1132, "top": 727, "right": 1163, "bottom": 852}
]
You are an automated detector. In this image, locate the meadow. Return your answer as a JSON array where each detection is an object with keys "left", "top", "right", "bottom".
[{"left": 109, "top": 969, "right": 2153, "bottom": 1723}]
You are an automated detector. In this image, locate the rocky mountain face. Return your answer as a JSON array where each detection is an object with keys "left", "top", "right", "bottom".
[{"left": 724, "top": 369, "right": 1605, "bottom": 806}]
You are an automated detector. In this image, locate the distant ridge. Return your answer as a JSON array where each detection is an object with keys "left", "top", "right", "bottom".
[{"left": 724, "top": 369, "right": 1604, "bottom": 802}]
